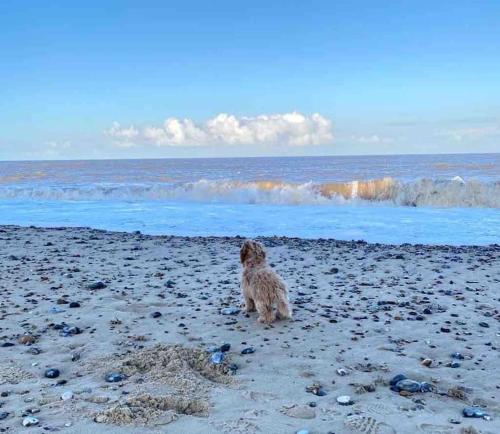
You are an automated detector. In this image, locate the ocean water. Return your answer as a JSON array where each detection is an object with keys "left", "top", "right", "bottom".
[{"left": 0, "top": 154, "right": 499, "bottom": 245}]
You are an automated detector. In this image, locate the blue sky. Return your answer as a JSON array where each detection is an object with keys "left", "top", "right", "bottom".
[{"left": 1, "top": 0, "right": 499, "bottom": 160}]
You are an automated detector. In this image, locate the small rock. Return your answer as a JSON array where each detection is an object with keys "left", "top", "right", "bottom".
[
  {"left": 211, "top": 351, "right": 224, "bottom": 364},
  {"left": 87, "top": 281, "right": 106, "bottom": 290},
  {"left": 44, "top": 368, "right": 60, "bottom": 379},
  {"left": 151, "top": 311, "right": 162, "bottom": 318},
  {"left": 18, "top": 335, "right": 36, "bottom": 345},
  {"left": 421, "top": 358, "right": 433, "bottom": 367},
  {"left": 69, "top": 302, "right": 80, "bottom": 308},
  {"left": 0, "top": 412, "right": 9, "bottom": 420},
  {"left": 61, "top": 391, "right": 73, "bottom": 401},
  {"left": 463, "top": 407, "right": 489, "bottom": 419},
  {"left": 219, "top": 343, "right": 231, "bottom": 353},
  {"left": 104, "top": 372, "right": 125, "bottom": 383},
  {"left": 241, "top": 347, "right": 255, "bottom": 354},
  {"left": 22, "top": 416, "right": 39, "bottom": 427},
  {"left": 337, "top": 395, "right": 353, "bottom": 405},
  {"left": 221, "top": 307, "right": 240, "bottom": 315}
]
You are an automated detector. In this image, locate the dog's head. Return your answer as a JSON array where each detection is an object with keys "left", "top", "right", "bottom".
[{"left": 240, "top": 239, "right": 266, "bottom": 266}]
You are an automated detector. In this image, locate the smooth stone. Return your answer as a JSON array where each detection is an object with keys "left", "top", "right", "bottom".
[
  {"left": 22, "top": 416, "right": 39, "bottom": 427},
  {"left": 61, "top": 391, "right": 73, "bottom": 401},
  {"left": 337, "top": 395, "right": 353, "bottom": 405},
  {"left": 44, "top": 368, "right": 60, "bottom": 379},
  {"left": 390, "top": 374, "right": 407, "bottom": 386},
  {"left": 221, "top": 307, "right": 240, "bottom": 315},
  {"left": 211, "top": 351, "right": 224, "bottom": 364},
  {"left": 451, "top": 352, "right": 465, "bottom": 360},
  {"left": 450, "top": 361, "right": 461, "bottom": 368},
  {"left": 463, "top": 407, "right": 488, "bottom": 418},
  {"left": 104, "top": 372, "right": 125, "bottom": 383},
  {"left": 219, "top": 343, "right": 231, "bottom": 353},
  {"left": 151, "top": 311, "right": 162, "bottom": 318},
  {"left": 69, "top": 302, "right": 80, "bottom": 308},
  {"left": 0, "top": 412, "right": 9, "bottom": 420},
  {"left": 60, "top": 325, "right": 81, "bottom": 337},
  {"left": 87, "top": 281, "right": 106, "bottom": 290},
  {"left": 241, "top": 347, "right": 255, "bottom": 354}
]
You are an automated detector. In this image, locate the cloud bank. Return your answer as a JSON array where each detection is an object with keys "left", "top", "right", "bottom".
[{"left": 105, "top": 112, "right": 333, "bottom": 147}]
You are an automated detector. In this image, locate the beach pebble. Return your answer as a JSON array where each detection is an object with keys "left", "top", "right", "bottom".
[
  {"left": 421, "top": 358, "right": 433, "bottom": 367},
  {"left": 221, "top": 307, "right": 240, "bottom": 315},
  {"left": 18, "top": 335, "right": 36, "bottom": 345},
  {"left": 104, "top": 372, "right": 125, "bottom": 383},
  {"left": 151, "top": 311, "right": 162, "bottom": 318},
  {"left": 22, "top": 416, "right": 39, "bottom": 427},
  {"left": 0, "top": 412, "right": 9, "bottom": 420},
  {"left": 463, "top": 407, "right": 489, "bottom": 418},
  {"left": 69, "top": 302, "right": 80, "bottom": 308},
  {"left": 241, "top": 346, "right": 255, "bottom": 354},
  {"left": 336, "top": 368, "right": 349, "bottom": 376},
  {"left": 211, "top": 351, "right": 224, "bottom": 364},
  {"left": 86, "top": 281, "right": 106, "bottom": 290},
  {"left": 61, "top": 391, "right": 73, "bottom": 401},
  {"left": 59, "top": 325, "right": 82, "bottom": 337},
  {"left": 337, "top": 395, "right": 353, "bottom": 405},
  {"left": 44, "top": 368, "right": 60, "bottom": 379},
  {"left": 219, "top": 343, "right": 231, "bottom": 352}
]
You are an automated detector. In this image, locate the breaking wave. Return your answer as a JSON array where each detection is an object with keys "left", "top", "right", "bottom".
[{"left": 0, "top": 177, "right": 499, "bottom": 208}]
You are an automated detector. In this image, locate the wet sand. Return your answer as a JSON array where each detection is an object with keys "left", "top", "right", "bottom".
[{"left": 0, "top": 225, "right": 499, "bottom": 434}]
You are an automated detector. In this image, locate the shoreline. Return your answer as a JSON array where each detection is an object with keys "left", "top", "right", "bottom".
[
  {"left": 2, "top": 224, "right": 500, "bottom": 249},
  {"left": 1, "top": 225, "right": 499, "bottom": 433}
]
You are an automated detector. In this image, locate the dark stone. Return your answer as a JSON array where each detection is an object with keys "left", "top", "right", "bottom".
[
  {"left": 105, "top": 372, "right": 125, "bottom": 383},
  {"left": 1, "top": 342, "right": 14, "bottom": 347},
  {"left": 219, "top": 343, "right": 231, "bottom": 353},
  {"left": 69, "top": 302, "right": 80, "bottom": 308},
  {"left": 151, "top": 311, "right": 162, "bottom": 318},
  {"left": 86, "top": 281, "right": 106, "bottom": 290},
  {"left": 44, "top": 368, "right": 60, "bottom": 379},
  {"left": 463, "top": 407, "right": 488, "bottom": 418},
  {"left": 241, "top": 347, "right": 255, "bottom": 354}
]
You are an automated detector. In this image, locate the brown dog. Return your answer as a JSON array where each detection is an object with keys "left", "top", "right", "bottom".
[{"left": 240, "top": 240, "right": 292, "bottom": 324}]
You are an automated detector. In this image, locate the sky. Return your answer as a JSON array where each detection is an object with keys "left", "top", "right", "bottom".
[{"left": 1, "top": 0, "right": 499, "bottom": 160}]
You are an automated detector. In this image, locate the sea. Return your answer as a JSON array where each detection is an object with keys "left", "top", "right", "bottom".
[{"left": 0, "top": 153, "right": 499, "bottom": 245}]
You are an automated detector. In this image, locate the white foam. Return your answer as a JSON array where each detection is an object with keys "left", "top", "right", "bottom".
[{"left": 0, "top": 178, "right": 498, "bottom": 208}]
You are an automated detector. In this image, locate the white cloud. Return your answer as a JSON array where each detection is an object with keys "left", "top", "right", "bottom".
[
  {"left": 349, "top": 134, "right": 394, "bottom": 144},
  {"left": 105, "top": 112, "right": 333, "bottom": 147},
  {"left": 104, "top": 122, "right": 139, "bottom": 147},
  {"left": 435, "top": 125, "right": 500, "bottom": 142}
]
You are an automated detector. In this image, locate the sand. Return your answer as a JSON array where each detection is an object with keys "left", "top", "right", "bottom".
[{"left": 0, "top": 225, "right": 499, "bottom": 434}]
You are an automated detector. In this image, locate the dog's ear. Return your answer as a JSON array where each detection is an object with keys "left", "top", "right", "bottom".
[
  {"left": 254, "top": 241, "right": 266, "bottom": 261},
  {"left": 240, "top": 241, "right": 250, "bottom": 264}
]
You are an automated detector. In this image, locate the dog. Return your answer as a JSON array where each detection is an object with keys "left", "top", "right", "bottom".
[{"left": 240, "top": 239, "right": 292, "bottom": 324}]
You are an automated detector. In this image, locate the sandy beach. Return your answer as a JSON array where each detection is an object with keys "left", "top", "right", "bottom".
[{"left": 0, "top": 225, "right": 499, "bottom": 434}]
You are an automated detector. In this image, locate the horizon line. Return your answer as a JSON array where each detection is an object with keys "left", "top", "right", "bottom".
[{"left": 1, "top": 150, "right": 499, "bottom": 164}]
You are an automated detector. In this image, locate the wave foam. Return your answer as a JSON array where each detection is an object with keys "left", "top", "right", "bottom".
[{"left": 0, "top": 177, "right": 498, "bottom": 208}]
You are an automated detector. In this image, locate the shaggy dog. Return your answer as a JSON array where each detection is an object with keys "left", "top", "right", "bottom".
[{"left": 240, "top": 239, "right": 292, "bottom": 324}]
